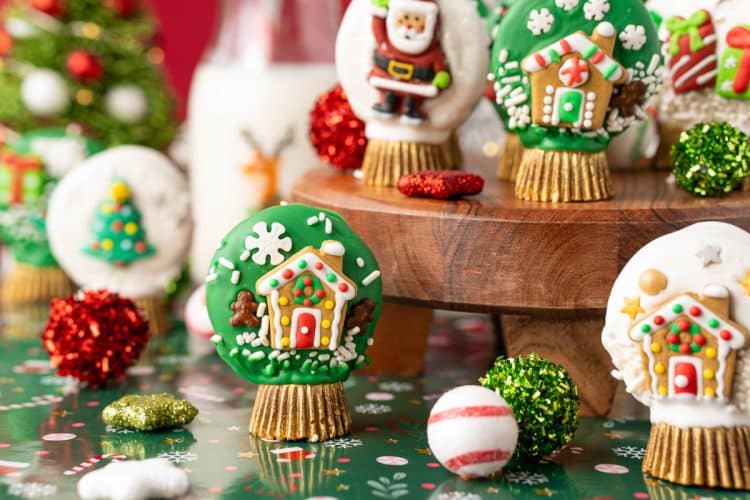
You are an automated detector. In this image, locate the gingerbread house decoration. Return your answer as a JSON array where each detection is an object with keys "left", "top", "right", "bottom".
[
  {"left": 256, "top": 241, "right": 357, "bottom": 351},
  {"left": 629, "top": 285, "right": 749, "bottom": 401},
  {"left": 521, "top": 22, "right": 627, "bottom": 130}
]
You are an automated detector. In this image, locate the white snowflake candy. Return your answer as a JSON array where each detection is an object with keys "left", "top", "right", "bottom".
[
  {"left": 619, "top": 25, "right": 647, "bottom": 51},
  {"left": 583, "top": 0, "right": 610, "bottom": 21},
  {"left": 324, "top": 437, "right": 364, "bottom": 449},
  {"left": 8, "top": 483, "right": 57, "bottom": 499},
  {"left": 554, "top": 0, "right": 579, "bottom": 11},
  {"left": 244, "top": 221, "right": 293, "bottom": 266},
  {"left": 612, "top": 445, "right": 646, "bottom": 460},
  {"left": 527, "top": 8, "right": 555, "bottom": 36},
  {"left": 354, "top": 403, "right": 392, "bottom": 415},
  {"left": 504, "top": 470, "right": 549, "bottom": 485},
  {"left": 155, "top": 451, "right": 198, "bottom": 465}
]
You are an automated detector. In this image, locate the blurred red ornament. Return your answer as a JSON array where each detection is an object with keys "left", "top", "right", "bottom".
[
  {"left": 105, "top": 0, "right": 137, "bottom": 17},
  {"left": 309, "top": 83, "right": 366, "bottom": 170},
  {"left": 30, "top": 0, "right": 65, "bottom": 16},
  {"left": 397, "top": 171, "right": 485, "bottom": 200},
  {"left": 0, "top": 29, "right": 11, "bottom": 57},
  {"left": 41, "top": 290, "right": 150, "bottom": 388},
  {"left": 66, "top": 50, "right": 103, "bottom": 82}
]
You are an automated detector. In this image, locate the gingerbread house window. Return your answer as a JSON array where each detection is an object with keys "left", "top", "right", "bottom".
[{"left": 256, "top": 241, "right": 357, "bottom": 351}]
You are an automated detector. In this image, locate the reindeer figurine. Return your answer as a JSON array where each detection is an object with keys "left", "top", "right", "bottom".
[{"left": 240, "top": 127, "right": 295, "bottom": 209}]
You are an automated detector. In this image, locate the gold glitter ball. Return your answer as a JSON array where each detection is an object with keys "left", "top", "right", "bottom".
[
  {"left": 82, "top": 22, "right": 102, "bottom": 39},
  {"left": 102, "top": 393, "right": 198, "bottom": 431},
  {"left": 147, "top": 47, "right": 165, "bottom": 65},
  {"left": 76, "top": 89, "right": 94, "bottom": 106}
]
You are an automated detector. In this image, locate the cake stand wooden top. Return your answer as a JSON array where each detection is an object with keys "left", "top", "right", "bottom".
[{"left": 292, "top": 158, "right": 750, "bottom": 315}]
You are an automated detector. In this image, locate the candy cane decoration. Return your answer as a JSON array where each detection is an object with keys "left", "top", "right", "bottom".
[
  {"left": 63, "top": 454, "right": 126, "bottom": 476},
  {"left": 0, "top": 395, "right": 62, "bottom": 412}
]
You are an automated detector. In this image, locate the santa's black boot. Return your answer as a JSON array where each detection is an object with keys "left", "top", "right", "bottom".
[
  {"left": 373, "top": 92, "right": 398, "bottom": 119},
  {"left": 401, "top": 96, "right": 425, "bottom": 124}
]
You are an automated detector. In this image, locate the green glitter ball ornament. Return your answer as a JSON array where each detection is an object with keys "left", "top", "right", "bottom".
[
  {"left": 479, "top": 353, "right": 579, "bottom": 459},
  {"left": 671, "top": 122, "right": 750, "bottom": 197}
]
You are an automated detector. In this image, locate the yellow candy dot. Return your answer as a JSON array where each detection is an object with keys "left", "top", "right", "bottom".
[
  {"left": 650, "top": 342, "right": 661, "bottom": 353},
  {"left": 658, "top": 386, "right": 668, "bottom": 396},
  {"left": 110, "top": 182, "right": 131, "bottom": 203},
  {"left": 321, "top": 319, "right": 331, "bottom": 329},
  {"left": 124, "top": 222, "right": 138, "bottom": 235},
  {"left": 706, "top": 347, "right": 717, "bottom": 359},
  {"left": 321, "top": 337, "right": 330, "bottom": 346},
  {"left": 101, "top": 239, "right": 113, "bottom": 251},
  {"left": 76, "top": 89, "right": 93, "bottom": 106},
  {"left": 101, "top": 204, "right": 113, "bottom": 215},
  {"left": 82, "top": 22, "right": 101, "bottom": 39},
  {"left": 654, "top": 363, "right": 665, "bottom": 375},
  {"left": 705, "top": 387, "right": 716, "bottom": 398},
  {"left": 279, "top": 296, "right": 289, "bottom": 306},
  {"left": 324, "top": 300, "right": 334, "bottom": 310},
  {"left": 704, "top": 369, "right": 715, "bottom": 380},
  {"left": 280, "top": 316, "right": 290, "bottom": 326},
  {"left": 281, "top": 337, "right": 290, "bottom": 347}
]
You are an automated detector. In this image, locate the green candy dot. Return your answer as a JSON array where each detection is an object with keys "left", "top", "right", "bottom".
[
  {"left": 669, "top": 344, "right": 680, "bottom": 353},
  {"left": 690, "top": 324, "right": 701, "bottom": 335},
  {"left": 270, "top": 278, "right": 279, "bottom": 288},
  {"left": 691, "top": 343, "right": 701, "bottom": 353},
  {"left": 641, "top": 324, "right": 652, "bottom": 334},
  {"left": 298, "top": 260, "right": 307, "bottom": 269},
  {"left": 672, "top": 304, "right": 684, "bottom": 314},
  {"left": 326, "top": 273, "right": 336, "bottom": 283},
  {"left": 709, "top": 318, "right": 720, "bottom": 328},
  {"left": 670, "top": 323, "right": 680, "bottom": 334}
]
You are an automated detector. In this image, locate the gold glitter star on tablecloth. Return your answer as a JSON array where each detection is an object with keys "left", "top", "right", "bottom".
[
  {"left": 161, "top": 438, "right": 183, "bottom": 445},
  {"left": 534, "top": 488, "right": 556, "bottom": 497},
  {"left": 237, "top": 451, "right": 258, "bottom": 459},
  {"left": 227, "top": 426, "right": 240, "bottom": 432},
  {"left": 323, "top": 468, "right": 345, "bottom": 476},
  {"left": 486, "top": 487, "right": 500, "bottom": 494},
  {"left": 415, "top": 448, "right": 431, "bottom": 455},
  {"left": 740, "top": 271, "right": 750, "bottom": 296},
  {"left": 385, "top": 438, "right": 399, "bottom": 444},
  {"left": 603, "top": 431, "right": 626, "bottom": 439},
  {"left": 336, "top": 484, "right": 350, "bottom": 491},
  {"left": 620, "top": 296, "right": 645, "bottom": 319}
]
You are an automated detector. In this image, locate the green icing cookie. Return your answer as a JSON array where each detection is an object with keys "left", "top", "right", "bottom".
[
  {"left": 206, "top": 204, "right": 383, "bottom": 386},
  {"left": 490, "top": 0, "right": 663, "bottom": 152}
]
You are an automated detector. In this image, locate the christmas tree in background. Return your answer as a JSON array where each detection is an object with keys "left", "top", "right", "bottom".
[
  {"left": 0, "top": 0, "right": 176, "bottom": 149},
  {"left": 83, "top": 179, "right": 154, "bottom": 266}
]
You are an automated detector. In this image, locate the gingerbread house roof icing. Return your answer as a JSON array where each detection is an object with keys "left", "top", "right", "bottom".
[{"left": 522, "top": 22, "right": 625, "bottom": 83}]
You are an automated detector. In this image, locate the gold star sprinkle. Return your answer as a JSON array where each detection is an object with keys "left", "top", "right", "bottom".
[
  {"left": 740, "top": 271, "right": 750, "bottom": 296},
  {"left": 415, "top": 448, "right": 431, "bottom": 455},
  {"left": 336, "top": 484, "right": 350, "bottom": 491},
  {"left": 161, "top": 438, "right": 183, "bottom": 445},
  {"left": 227, "top": 426, "right": 240, "bottom": 432},
  {"left": 620, "top": 296, "right": 645, "bottom": 319},
  {"left": 534, "top": 488, "right": 556, "bottom": 497},
  {"left": 385, "top": 438, "right": 399, "bottom": 444},
  {"left": 237, "top": 451, "right": 257, "bottom": 459},
  {"left": 603, "top": 431, "right": 626, "bottom": 440},
  {"left": 75, "top": 89, "right": 94, "bottom": 106},
  {"left": 323, "top": 468, "right": 345, "bottom": 476},
  {"left": 486, "top": 487, "right": 500, "bottom": 494}
]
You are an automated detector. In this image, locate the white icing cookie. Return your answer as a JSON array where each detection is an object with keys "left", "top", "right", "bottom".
[
  {"left": 77, "top": 458, "right": 189, "bottom": 500},
  {"left": 602, "top": 222, "right": 750, "bottom": 427},
  {"left": 336, "top": 0, "right": 489, "bottom": 144},
  {"left": 47, "top": 146, "right": 191, "bottom": 298}
]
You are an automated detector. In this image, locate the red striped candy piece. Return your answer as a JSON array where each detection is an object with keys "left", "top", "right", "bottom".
[{"left": 427, "top": 385, "right": 518, "bottom": 479}]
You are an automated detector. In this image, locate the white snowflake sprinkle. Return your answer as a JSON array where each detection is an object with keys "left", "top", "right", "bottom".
[
  {"left": 505, "top": 470, "right": 549, "bottom": 485},
  {"left": 156, "top": 451, "right": 198, "bottom": 465},
  {"left": 324, "top": 437, "right": 364, "bottom": 449},
  {"left": 105, "top": 425, "right": 135, "bottom": 434},
  {"left": 613, "top": 445, "right": 646, "bottom": 460},
  {"left": 435, "top": 493, "right": 482, "bottom": 500},
  {"left": 619, "top": 25, "right": 646, "bottom": 51},
  {"left": 583, "top": 0, "right": 609, "bottom": 20},
  {"left": 726, "top": 56, "right": 738, "bottom": 69},
  {"left": 527, "top": 8, "right": 554, "bottom": 36},
  {"left": 378, "top": 381, "right": 415, "bottom": 393},
  {"left": 554, "top": 0, "right": 579, "bottom": 11},
  {"left": 7, "top": 483, "right": 57, "bottom": 499},
  {"left": 354, "top": 403, "right": 392, "bottom": 415},
  {"left": 244, "top": 221, "right": 293, "bottom": 266}
]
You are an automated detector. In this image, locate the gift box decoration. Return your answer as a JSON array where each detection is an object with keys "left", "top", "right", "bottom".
[
  {"left": 0, "top": 150, "right": 45, "bottom": 207},
  {"left": 717, "top": 25, "right": 750, "bottom": 99},
  {"left": 665, "top": 10, "right": 718, "bottom": 94}
]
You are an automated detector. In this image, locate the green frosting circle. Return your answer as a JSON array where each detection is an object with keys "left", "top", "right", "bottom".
[
  {"left": 206, "top": 204, "right": 383, "bottom": 386},
  {"left": 490, "top": 0, "right": 662, "bottom": 152}
]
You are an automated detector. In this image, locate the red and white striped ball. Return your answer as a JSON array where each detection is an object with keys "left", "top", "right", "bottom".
[
  {"left": 427, "top": 385, "right": 518, "bottom": 479},
  {"left": 184, "top": 285, "right": 214, "bottom": 340}
]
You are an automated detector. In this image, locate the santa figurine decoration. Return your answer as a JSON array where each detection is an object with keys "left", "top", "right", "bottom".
[{"left": 337, "top": 0, "right": 488, "bottom": 186}]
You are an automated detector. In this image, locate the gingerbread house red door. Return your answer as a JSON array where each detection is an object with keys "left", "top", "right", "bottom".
[
  {"left": 669, "top": 357, "right": 700, "bottom": 397},
  {"left": 292, "top": 308, "right": 321, "bottom": 349}
]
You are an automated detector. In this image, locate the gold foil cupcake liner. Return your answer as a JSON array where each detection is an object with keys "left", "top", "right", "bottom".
[
  {"left": 249, "top": 383, "right": 351, "bottom": 442},
  {"left": 644, "top": 423, "right": 750, "bottom": 490},
  {"left": 515, "top": 148, "right": 613, "bottom": 202},
  {"left": 0, "top": 263, "right": 75, "bottom": 305},
  {"left": 135, "top": 296, "right": 170, "bottom": 338},
  {"left": 497, "top": 133, "right": 524, "bottom": 182},
  {"left": 361, "top": 137, "right": 461, "bottom": 187},
  {"left": 655, "top": 121, "right": 686, "bottom": 170}
]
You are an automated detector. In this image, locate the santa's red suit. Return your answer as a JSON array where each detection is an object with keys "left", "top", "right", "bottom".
[{"left": 368, "top": 0, "right": 451, "bottom": 122}]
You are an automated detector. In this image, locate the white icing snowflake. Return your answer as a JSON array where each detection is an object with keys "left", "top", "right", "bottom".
[
  {"left": 619, "top": 25, "right": 647, "bottom": 51},
  {"left": 505, "top": 470, "right": 549, "bottom": 485},
  {"left": 244, "top": 221, "right": 293, "bottom": 266},
  {"left": 7, "top": 483, "right": 57, "bottom": 499},
  {"left": 726, "top": 56, "right": 738, "bottom": 69},
  {"left": 508, "top": 105, "right": 531, "bottom": 129},
  {"left": 583, "top": 0, "right": 610, "bottom": 21},
  {"left": 554, "top": 0, "right": 579, "bottom": 11},
  {"left": 378, "top": 381, "right": 415, "bottom": 393},
  {"left": 435, "top": 493, "right": 482, "bottom": 500},
  {"left": 156, "top": 451, "right": 198, "bottom": 465},
  {"left": 324, "top": 437, "right": 364, "bottom": 449},
  {"left": 613, "top": 445, "right": 646, "bottom": 460},
  {"left": 105, "top": 425, "right": 135, "bottom": 434},
  {"left": 354, "top": 403, "right": 392, "bottom": 415},
  {"left": 527, "top": 8, "right": 554, "bottom": 36},
  {"left": 722, "top": 80, "right": 734, "bottom": 93}
]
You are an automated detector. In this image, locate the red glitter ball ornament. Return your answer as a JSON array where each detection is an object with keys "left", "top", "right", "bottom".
[
  {"left": 30, "top": 0, "right": 65, "bottom": 17},
  {"left": 397, "top": 170, "right": 485, "bottom": 200},
  {"left": 105, "top": 0, "right": 137, "bottom": 16},
  {"left": 66, "top": 50, "right": 103, "bottom": 82},
  {"left": 41, "top": 290, "right": 150, "bottom": 388},
  {"left": 309, "top": 84, "right": 366, "bottom": 170}
]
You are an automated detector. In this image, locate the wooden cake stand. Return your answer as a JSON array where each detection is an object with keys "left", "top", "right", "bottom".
[{"left": 292, "top": 157, "right": 750, "bottom": 416}]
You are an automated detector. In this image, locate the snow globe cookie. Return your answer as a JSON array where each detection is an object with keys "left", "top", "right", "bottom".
[
  {"left": 336, "top": 0, "right": 489, "bottom": 186},
  {"left": 602, "top": 222, "right": 750, "bottom": 489},
  {"left": 46, "top": 146, "right": 191, "bottom": 336},
  {"left": 491, "top": 0, "right": 663, "bottom": 201},
  {"left": 646, "top": 1, "right": 750, "bottom": 168},
  {"left": 205, "top": 204, "right": 382, "bottom": 442}
]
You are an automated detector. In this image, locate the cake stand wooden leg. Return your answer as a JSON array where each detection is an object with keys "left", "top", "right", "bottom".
[
  {"left": 358, "top": 303, "right": 432, "bottom": 376},
  {"left": 500, "top": 315, "right": 618, "bottom": 417}
]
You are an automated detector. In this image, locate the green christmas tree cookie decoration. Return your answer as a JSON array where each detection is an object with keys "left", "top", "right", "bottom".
[
  {"left": 206, "top": 204, "right": 383, "bottom": 442},
  {"left": 480, "top": 353, "right": 580, "bottom": 459},
  {"left": 490, "top": 0, "right": 663, "bottom": 201},
  {"left": 102, "top": 393, "right": 198, "bottom": 432},
  {"left": 671, "top": 122, "right": 750, "bottom": 197},
  {"left": 83, "top": 179, "right": 155, "bottom": 265}
]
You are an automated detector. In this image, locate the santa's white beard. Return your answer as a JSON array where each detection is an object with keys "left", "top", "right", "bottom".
[{"left": 387, "top": 24, "right": 434, "bottom": 55}]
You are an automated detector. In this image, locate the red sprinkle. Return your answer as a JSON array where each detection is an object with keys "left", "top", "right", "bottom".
[
  {"left": 397, "top": 171, "right": 484, "bottom": 200},
  {"left": 653, "top": 316, "right": 665, "bottom": 326},
  {"left": 666, "top": 333, "right": 680, "bottom": 345},
  {"left": 693, "top": 334, "right": 706, "bottom": 346},
  {"left": 303, "top": 277, "right": 313, "bottom": 286},
  {"left": 721, "top": 330, "right": 733, "bottom": 341},
  {"left": 315, "top": 290, "right": 326, "bottom": 299},
  {"left": 303, "top": 299, "right": 312, "bottom": 307},
  {"left": 338, "top": 283, "right": 349, "bottom": 292},
  {"left": 678, "top": 320, "right": 691, "bottom": 332},
  {"left": 689, "top": 306, "right": 702, "bottom": 317},
  {"left": 315, "top": 262, "right": 324, "bottom": 270},
  {"left": 679, "top": 343, "right": 691, "bottom": 354},
  {"left": 282, "top": 269, "right": 293, "bottom": 279}
]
